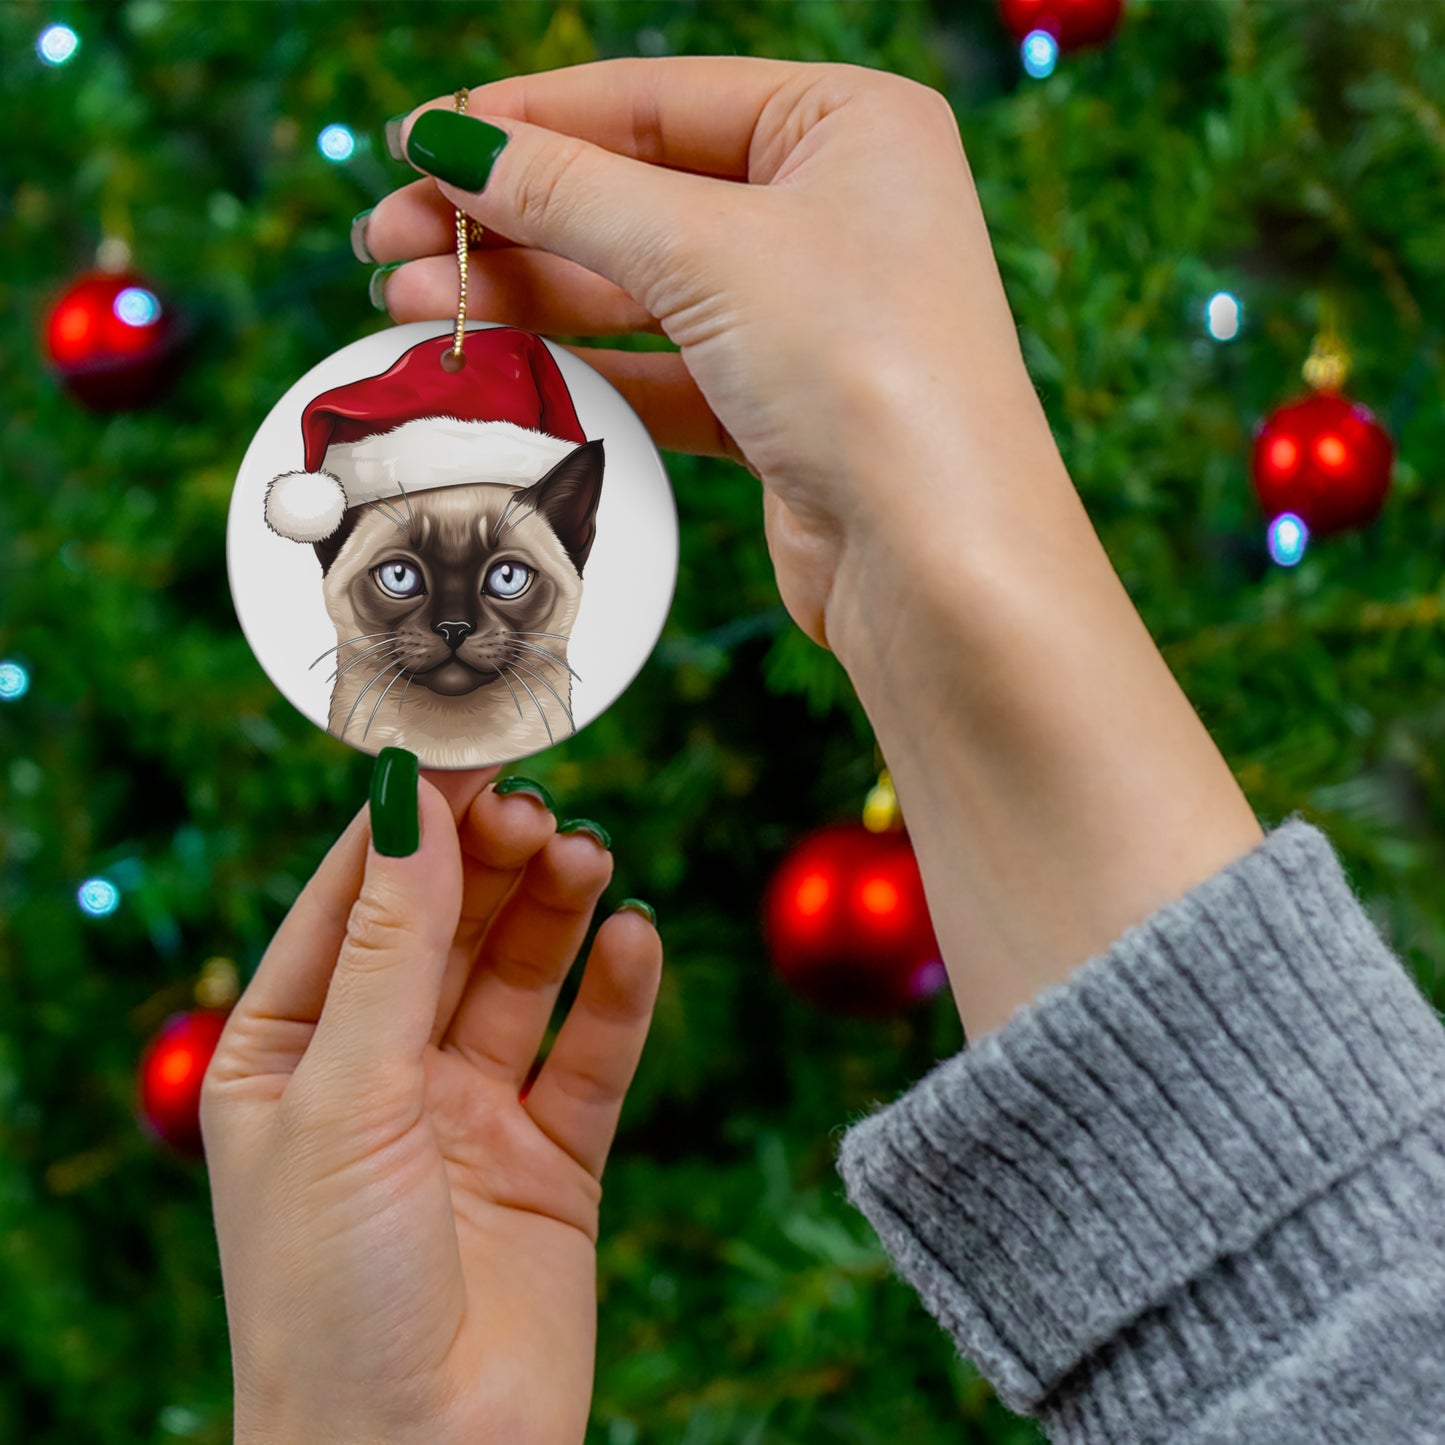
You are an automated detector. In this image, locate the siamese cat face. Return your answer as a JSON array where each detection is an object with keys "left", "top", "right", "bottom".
[{"left": 318, "top": 438, "right": 603, "bottom": 762}]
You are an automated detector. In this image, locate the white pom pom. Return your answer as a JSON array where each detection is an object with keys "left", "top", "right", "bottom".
[{"left": 264, "top": 471, "right": 348, "bottom": 542}]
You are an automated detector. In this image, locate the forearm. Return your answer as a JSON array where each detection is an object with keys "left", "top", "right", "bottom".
[{"left": 826, "top": 379, "right": 1262, "bottom": 1040}]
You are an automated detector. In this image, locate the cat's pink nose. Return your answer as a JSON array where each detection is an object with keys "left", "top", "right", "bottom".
[{"left": 435, "top": 620, "right": 473, "bottom": 649}]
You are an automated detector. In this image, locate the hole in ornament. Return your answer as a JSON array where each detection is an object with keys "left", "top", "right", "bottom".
[{"left": 440, "top": 348, "right": 466, "bottom": 373}]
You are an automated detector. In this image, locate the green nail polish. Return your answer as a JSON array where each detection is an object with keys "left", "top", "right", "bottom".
[
  {"left": 405, "top": 110, "right": 510, "bottom": 192},
  {"left": 350, "top": 208, "right": 375, "bottom": 264},
  {"left": 368, "top": 261, "right": 403, "bottom": 311},
  {"left": 558, "top": 818, "right": 611, "bottom": 851},
  {"left": 370, "top": 747, "right": 419, "bottom": 857},
  {"left": 617, "top": 897, "right": 656, "bottom": 926},
  {"left": 493, "top": 775, "right": 555, "bottom": 812},
  {"left": 384, "top": 113, "right": 409, "bottom": 162}
]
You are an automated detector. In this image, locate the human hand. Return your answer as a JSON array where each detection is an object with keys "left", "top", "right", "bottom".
[
  {"left": 201, "top": 761, "right": 662, "bottom": 1445},
  {"left": 361, "top": 56, "right": 1059, "bottom": 656}
]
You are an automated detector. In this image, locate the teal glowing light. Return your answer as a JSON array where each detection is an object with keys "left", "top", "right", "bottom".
[
  {"left": 38, "top": 24, "right": 79, "bottom": 66},
  {"left": 0, "top": 660, "right": 29, "bottom": 700},
  {"left": 78, "top": 878, "right": 121, "bottom": 917},
  {"left": 1206, "top": 291, "right": 1242, "bottom": 341},
  {"left": 114, "top": 287, "right": 161, "bottom": 328},
  {"left": 1268, "top": 512, "right": 1309, "bottom": 567},
  {"left": 1022, "top": 30, "right": 1059, "bottom": 79},
  {"left": 318, "top": 124, "right": 356, "bottom": 162}
]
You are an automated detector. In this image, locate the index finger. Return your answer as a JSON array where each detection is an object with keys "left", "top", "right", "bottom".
[{"left": 405, "top": 54, "right": 812, "bottom": 182}]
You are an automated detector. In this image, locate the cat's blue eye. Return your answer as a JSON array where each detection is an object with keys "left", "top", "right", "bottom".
[
  {"left": 485, "top": 560, "right": 533, "bottom": 600},
  {"left": 374, "top": 561, "right": 424, "bottom": 599}
]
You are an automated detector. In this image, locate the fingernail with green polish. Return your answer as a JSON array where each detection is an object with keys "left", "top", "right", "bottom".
[
  {"left": 494, "top": 775, "right": 555, "bottom": 812},
  {"left": 371, "top": 747, "right": 420, "bottom": 857},
  {"left": 559, "top": 818, "right": 612, "bottom": 851},
  {"left": 384, "top": 113, "right": 409, "bottom": 162},
  {"left": 369, "top": 261, "right": 404, "bottom": 311},
  {"left": 405, "top": 110, "right": 510, "bottom": 192},
  {"left": 617, "top": 898, "right": 656, "bottom": 926},
  {"left": 350, "top": 208, "right": 375, "bottom": 264}
]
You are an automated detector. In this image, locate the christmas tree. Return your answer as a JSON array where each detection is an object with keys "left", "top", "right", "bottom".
[{"left": 2, "top": 3, "right": 1442, "bottom": 1441}]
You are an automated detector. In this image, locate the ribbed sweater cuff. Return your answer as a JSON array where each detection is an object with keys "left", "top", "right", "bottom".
[{"left": 835, "top": 817, "right": 1445, "bottom": 1433}]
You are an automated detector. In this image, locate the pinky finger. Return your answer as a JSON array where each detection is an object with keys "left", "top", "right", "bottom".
[{"left": 523, "top": 906, "right": 663, "bottom": 1181}]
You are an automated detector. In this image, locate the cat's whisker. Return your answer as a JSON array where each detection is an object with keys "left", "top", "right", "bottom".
[
  {"left": 496, "top": 504, "right": 539, "bottom": 541},
  {"left": 340, "top": 660, "right": 406, "bottom": 741},
  {"left": 506, "top": 666, "right": 554, "bottom": 745},
  {"left": 509, "top": 658, "right": 575, "bottom": 731},
  {"left": 509, "top": 637, "right": 582, "bottom": 684},
  {"left": 510, "top": 630, "right": 576, "bottom": 644},
  {"left": 329, "top": 640, "right": 401, "bottom": 684},
  {"left": 395, "top": 671, "right": 414, "bottom": 717},
  {"left": 371, "top": 497, "right": 409, "bottom": 530},
  {"left": 363, "top": 665, "right": 409, "bottom": 741},
  {"left": 310, "top": 632, "right": 395, "bottom": 669},
  {"left": 493, "top": 665, "right": 525, "bottom": 721},
  {"left": 394, "top": 477, "right": 415, "bottom": 526}
]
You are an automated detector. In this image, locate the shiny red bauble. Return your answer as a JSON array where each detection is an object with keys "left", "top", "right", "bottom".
[
  {"left": 137, "top": 1009, "right": 230, "bottom": 1157},
  {"left": 998, "top": 0, "right": 1125, "bottom": 49},
  {"left": 1251, "top": 392, "right": 1394, "bottom": 537},
  {"left": 763, "top": 822, "right": 945, "bottom": 1017},
  {"left": 44, "top": 270, "right": 182, "bottom": 410}
]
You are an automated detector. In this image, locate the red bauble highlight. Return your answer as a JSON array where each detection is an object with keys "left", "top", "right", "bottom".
[
  {"left": 763, "top": 823, "right": 945, "bottom": 1017},
  {"left": 137, "top": 1009, "right": 230, "bottom": 1157},
  {"left": 44, "top": 270, "right": 182, "bottom": 410},
  {"left": 1251, "top": 392, "right": 1394, "bottom": 537},
  {"left": 998, "top": 0, "right": 1124, "bottom": 49}
]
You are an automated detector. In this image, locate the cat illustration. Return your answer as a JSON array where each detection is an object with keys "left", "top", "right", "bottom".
[
  {"left": 312, "top": 439, "right": 604, "bottom": 767},
  {"left": 260, "top": 328, "right": 605, "bottom": 766}
]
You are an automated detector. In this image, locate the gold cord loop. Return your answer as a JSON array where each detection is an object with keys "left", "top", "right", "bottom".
[{"left": 441, "top": 87, "right": 480, "bottom": 372}]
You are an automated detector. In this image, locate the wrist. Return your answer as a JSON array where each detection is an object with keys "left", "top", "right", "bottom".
[{"left": 823, "top": 409, "right": 1262, "bottom": 1039}]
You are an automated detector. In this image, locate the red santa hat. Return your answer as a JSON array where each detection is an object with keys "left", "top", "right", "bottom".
[{"left": 264, "top": 328, "right": 587, "bottom": 543}]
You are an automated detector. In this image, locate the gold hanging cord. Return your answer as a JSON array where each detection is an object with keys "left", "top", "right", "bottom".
[
  {"left": 441, "top": 88, "right": 482, "bottom": 372},
  {"left": 1302, "top": 292, "right": 1350, "bottom": 393}
]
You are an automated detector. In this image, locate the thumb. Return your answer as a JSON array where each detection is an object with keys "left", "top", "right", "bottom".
[
  {"left": 398, "top": 105, "right": 747, "bottom": 315},
  {"left": 303, "top": 751, "right": 462, "bottom": 1090}
]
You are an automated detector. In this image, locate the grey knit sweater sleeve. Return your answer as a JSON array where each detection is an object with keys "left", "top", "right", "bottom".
[{"left": 835, "top": 818, "right": 1445, "bottom": 1444}]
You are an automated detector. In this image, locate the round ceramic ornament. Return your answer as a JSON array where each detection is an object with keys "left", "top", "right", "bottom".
[{"left": 227, "top": 318, "right": 678, "bottom": 769}]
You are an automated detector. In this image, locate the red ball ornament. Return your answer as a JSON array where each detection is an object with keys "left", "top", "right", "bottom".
[
  {"left": 44, "top": 269, "right": 182, "bottom": 410},
  {"left": 137, "top": 1009, "right": 230, "bottom": 1158},
  {"left": 1251, "top": 392, "right": 1394, "bottom": 537},
  {"left": 763, "top": 822, "right": 945, "bottom": 1017},
  {"left": 998, "top": 0, "right": 1124, "bottom": 49}
]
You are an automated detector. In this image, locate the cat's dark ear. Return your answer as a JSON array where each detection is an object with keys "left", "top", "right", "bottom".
[
  {"left": 516, "top": 438, "right": 605, "bottom": 576},
  {"left": 311, "top": 506, "right": 364, "bottom": 575}
]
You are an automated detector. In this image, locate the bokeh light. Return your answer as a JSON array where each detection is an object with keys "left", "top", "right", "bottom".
[
  {"left": 1021, "top": 30, "right": 1059, "bottom": 79},
  {"left": 114, "top": 287, "right": 161, "bottom": 328},
  {"left": 37, "top": 24, "right": 79, "bottom": 66},
  {"left": 317, "top": 124, "right": 356, "bottom": 162},
  {"left": 1205, "top": 291, "right": 1242, "bottom": 341},
  {"left": 0, "top": 660, "right": 29, "bottom": 701},
  {"left": 1267, "top": 512, "right": 1309, "bottom": 567},
  {"left": 77, "top": 878, "right": 121, "bottom": 917}
]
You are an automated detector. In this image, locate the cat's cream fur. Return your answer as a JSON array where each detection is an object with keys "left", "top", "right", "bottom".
[{"left": 322, "top": 483, "right": 584, "bottom": 767}]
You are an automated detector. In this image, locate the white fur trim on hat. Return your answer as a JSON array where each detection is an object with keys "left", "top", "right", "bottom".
[
  {"left": 326, "top": 417, "right": 579, "bottom": 507},
  {"left": 264, "top": 470, "right": 349, "bottom": 543}
]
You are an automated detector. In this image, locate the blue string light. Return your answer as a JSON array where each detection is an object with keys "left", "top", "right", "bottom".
[
  {"left": 1022, "top": 30, "right": 1059, "bottom": 79},
  {"left": 318, "top": 124, "right": 356, "bottom": 162},
  {"left": 78, "top": 878, "right": 121, "bottom": 918},
  {"left": 114, "top": 287, "right": 162, "bottom": 328},
  {"left": 1267, "top": 512, "right": 1309, "bottom": 567},
  {"left": 0, "top": 660, "right": 28, "bottom": 701},
  {"left": 1205, "top": 291, "right": 1243, "bottom": 341},
  {"left": 37, "top": 24, "right": 79, "bottom": 66}
]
